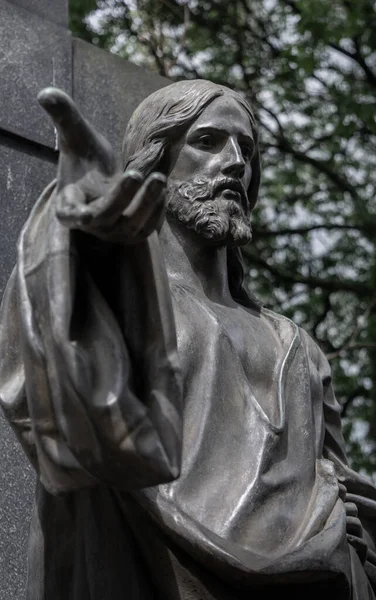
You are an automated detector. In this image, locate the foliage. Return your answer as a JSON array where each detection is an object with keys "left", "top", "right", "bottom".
[{"left": 69, "top": 0, "right": 376, "bottom": 476}]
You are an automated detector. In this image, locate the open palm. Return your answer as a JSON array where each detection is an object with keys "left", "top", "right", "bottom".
[{"left": 38, "top": 87, "right": 166, "bottom": 243}]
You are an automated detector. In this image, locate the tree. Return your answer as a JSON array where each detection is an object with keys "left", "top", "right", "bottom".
[{"left": 69, "top": 0, "right": 376, "bottom": 476}]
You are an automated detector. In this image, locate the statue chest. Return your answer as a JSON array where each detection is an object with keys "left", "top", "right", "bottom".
[
  {"left": 213, "top": 305, "right": 281, "bottom": 383},
  {"left": 175, "top": 293, "right": 285, "bottom": 422},
  {"left": 207, "top": 302, "right": 283, "bottom": 388}
]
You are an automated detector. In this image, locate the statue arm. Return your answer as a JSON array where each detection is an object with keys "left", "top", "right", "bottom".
[
  {"left": 0, "top": 182, "right": 182, "bottom": 496},
  {"left": 0, "top": 91, "right": 183, "bottom": 496}
]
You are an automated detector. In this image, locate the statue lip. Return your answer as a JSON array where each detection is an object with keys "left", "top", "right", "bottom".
[
  {"left": 222, "top": 188, "right": 241, "bottom": 199},
  {"left": 214, "top": 179, "right": 247, "bottom": 208}
]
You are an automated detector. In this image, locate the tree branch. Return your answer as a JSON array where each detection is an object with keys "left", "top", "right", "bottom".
[
  {"left": 326, "top": 298, "right": 376, "bottom": 359},
  {"left": 244, "top": 253, "right": 373, "bottom": 297},
  {"left": 138, "top": 28, "right": 168, "bottom": 77},
  {"left": 253, "top": 224, "right": 364, "bottom": 238},
  {"left": 258, "top": 104, "right": 362, "bottom": 202},
  {"left": 238, "top": 0, "right": 282, "bottom": 58},
  {"left": 278, "top": 141, "right": 360, "bottom": 198},
  {"left": 281, "top": 0, "right": 376, "bottom": 87},
  {"left": 341, "top": 386, "right": 369, "bottom": 417},
  {"left": 279, "top": 0, "right": 301, "bottom": 15},
  {"left": 329, "top": 39, "right": 376, "bottom": 88},
  {"left": 312, "top": 291, "right": 332, "bottom": 340}
]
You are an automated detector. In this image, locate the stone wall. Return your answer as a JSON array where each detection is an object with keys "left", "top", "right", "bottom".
[{"left": 0, "top": 2, "right": 168, "bottom": 596}]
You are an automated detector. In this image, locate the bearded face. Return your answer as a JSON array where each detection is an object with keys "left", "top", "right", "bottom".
[{"left": 165, "top": 176, "right": 253, "bottom": 247}]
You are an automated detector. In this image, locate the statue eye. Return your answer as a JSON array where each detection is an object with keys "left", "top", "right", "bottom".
[
  {"left": 197, "top": 134, "right": 215, "bottom": 148},
  {"left": 240, "top": 144, "right": 253, "bottom": 160}
]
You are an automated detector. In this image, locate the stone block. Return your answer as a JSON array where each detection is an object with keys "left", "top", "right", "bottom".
[
  {"left": 7, "top": 0, "right": 68, "bottom": 26},
  {"left": 0, "top": 24, "right": 169, "bottom": 600},
  {"left": 0, "top": 411, "right": 34, "bottom": 600},
  {"left": 0, "top": 136, "right": 57, "bottom": 599},
  {"left": 0, "top": 136, "right": 57, "bottom": 295},
  {"left": 0, "top": 0, "right": 72, "bottom": 149},
  {"left": 72, "top": 38, "right": 169, "bottom": 159}
]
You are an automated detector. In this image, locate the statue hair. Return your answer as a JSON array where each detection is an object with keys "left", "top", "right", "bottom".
[{"left": 122, "top": 79, "right": 262, "bottom": 311}]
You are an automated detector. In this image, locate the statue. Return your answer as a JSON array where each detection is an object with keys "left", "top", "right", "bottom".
[{"left": 0, "top": 79, "right": 375, "bottom": 599}]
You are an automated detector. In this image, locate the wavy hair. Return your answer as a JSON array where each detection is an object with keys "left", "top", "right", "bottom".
[{"left": 122, "top": 79, "right": 262, "bottom": 310}]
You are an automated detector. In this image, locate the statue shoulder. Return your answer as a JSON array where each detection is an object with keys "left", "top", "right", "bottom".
[
  {"left": 297, "top": 323, "right": 332, "bottom": 380},
  {"left": 261, "top": 307, "right": 331, "bottom": 377}
]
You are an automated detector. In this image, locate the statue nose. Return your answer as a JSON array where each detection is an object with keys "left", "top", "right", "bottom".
[
  {"left": 221, "top": 139, "right": 245, "bottom": 179},
  {"left": 222, "top": 161, "right": 245, "bottom": 179}
]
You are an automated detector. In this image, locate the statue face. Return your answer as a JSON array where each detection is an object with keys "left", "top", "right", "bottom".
[{"left": 165, "top": 96, "right": 255, "bottom": 246}]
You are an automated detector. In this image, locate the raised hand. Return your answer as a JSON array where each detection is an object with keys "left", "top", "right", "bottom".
[{"left": 38, "top": 87, "right": 166, "bottom": 243}]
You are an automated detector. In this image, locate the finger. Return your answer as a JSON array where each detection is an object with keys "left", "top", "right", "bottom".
[
  {"left": 56, "top": 185, "right": 93, "bottom": 227},
  {"left": 346, "top": 516, "right": 364, "bottom": 539},
  {"left": 87, "top": 170, "right": 144, "bottom": 226},
  {"left": 128, "top": 193, "right": 165, "bottom": 241},
  {"left": 345, "top": 502, "right": 358, "bottom": 518},
  {"left": 121, "top": 182, "right": 165, "bottom": 240},
  {"left": 155, "top": 201, "right": 166, "bottom": 233},
  {"left": 96, "top": 183, "right": 165, "bottom": 244},
  {"left": 38, "top": 87, "right": 115, "bottom": 173},
  {"left": 123, "top": 172, "right": 166, "bottom": 226},
  {"left": 101, "top": 198, "right": 165, "bottom": 245},
  {"left": 347, "top": 534, "right": 368, "bottom": 563}
]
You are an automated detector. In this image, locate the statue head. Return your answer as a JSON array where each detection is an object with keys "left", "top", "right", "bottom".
[{"left": 122, "top": 79, "right": 261, "bottom": 307}]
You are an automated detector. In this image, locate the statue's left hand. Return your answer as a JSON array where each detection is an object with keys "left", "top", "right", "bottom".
[
  {"left": 339, "top": 483, "right": 368, "bottom": 564},
  {"left": 37, "top": 87, "right": 166, "bottom": 244}
]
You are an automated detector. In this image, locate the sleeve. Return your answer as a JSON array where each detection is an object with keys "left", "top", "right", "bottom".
[
  {"left": 0, "top": 182, "right": 183, "bottom": 495},
  {"left": 316, "top": 343, "right": 376, "bottom": 587}
]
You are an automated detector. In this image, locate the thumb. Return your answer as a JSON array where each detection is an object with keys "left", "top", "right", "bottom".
[{"left": 38, "top": 87, "right": 116, "bottom": 174}]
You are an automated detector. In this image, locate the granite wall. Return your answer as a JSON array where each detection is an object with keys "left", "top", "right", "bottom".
[{"left": 0, "top": 1, "right": 168, "bottom": 596}]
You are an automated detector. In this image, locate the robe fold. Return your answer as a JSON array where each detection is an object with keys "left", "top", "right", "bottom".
[{"left": 0, "top": 183, "right": 375, "bottom": 599}]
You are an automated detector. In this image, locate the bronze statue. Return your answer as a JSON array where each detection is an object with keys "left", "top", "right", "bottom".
[{"left": 0, "top": 80, "right": 375, "bottom": 599}]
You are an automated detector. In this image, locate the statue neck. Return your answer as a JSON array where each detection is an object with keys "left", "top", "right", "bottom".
[{"left": 159, "top": 219, "right": 235, "bottom": 307}]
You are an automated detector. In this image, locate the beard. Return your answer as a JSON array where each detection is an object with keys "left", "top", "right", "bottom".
[{"left": 165, "top": 177, "right": 253, "bottom": 247}]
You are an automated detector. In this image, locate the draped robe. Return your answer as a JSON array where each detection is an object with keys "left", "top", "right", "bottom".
[{"left": 1, "top": 182, "right": 376, "bottom": 599}]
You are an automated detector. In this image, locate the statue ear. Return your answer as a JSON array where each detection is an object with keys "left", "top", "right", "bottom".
[{"left": 248, "top": 147, "right": 261, "bottom": 210}]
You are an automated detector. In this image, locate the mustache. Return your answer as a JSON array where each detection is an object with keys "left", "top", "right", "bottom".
[{"left": 172, "top": 177, "right": 248, "bottom": 210}]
